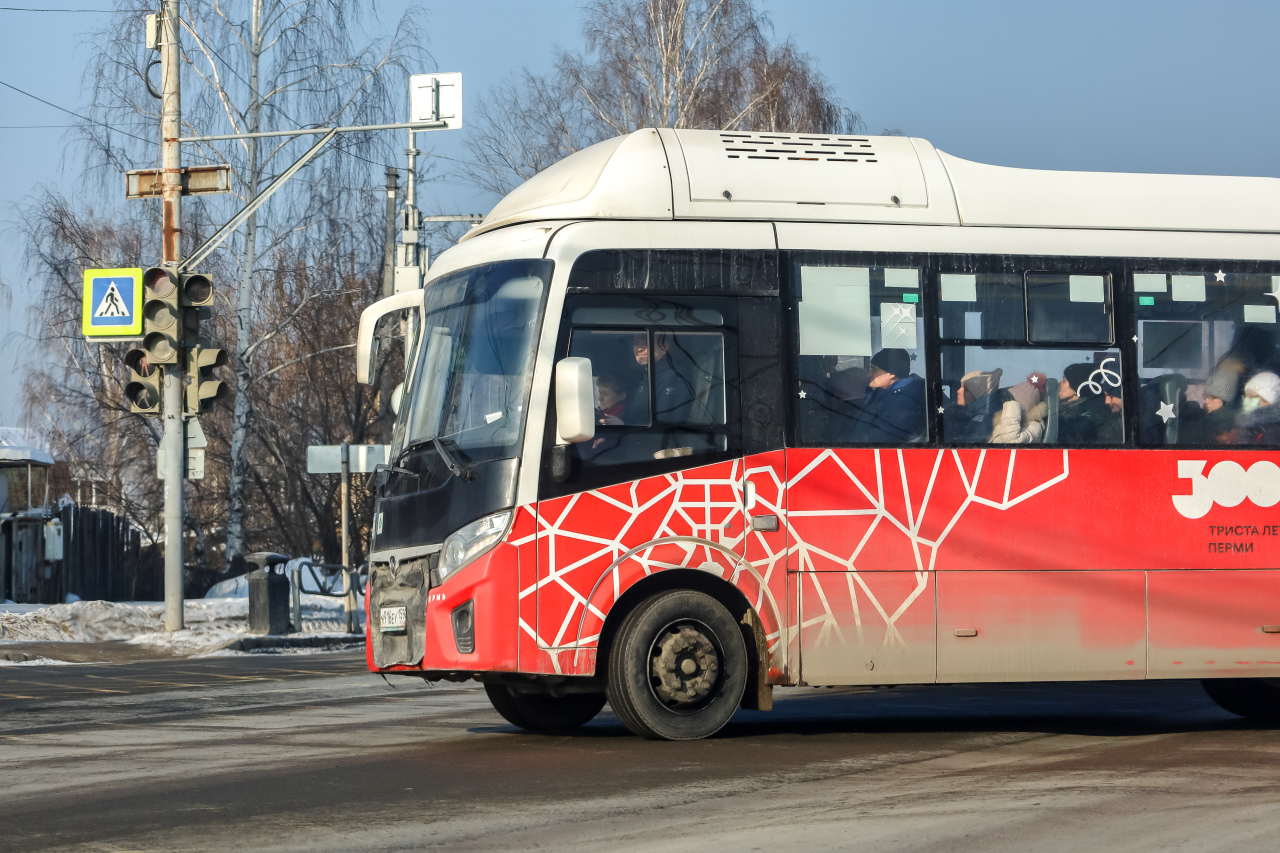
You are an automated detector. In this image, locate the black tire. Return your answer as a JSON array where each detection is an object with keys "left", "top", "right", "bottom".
[
  {"left": 484, "top": 682, "right": 607, "bottom": 733},
  {"left": 606, "top": 589, "right": 748, "bottom": 740},
  {"left": 1202, "top": 678, "right": 1280, "bottom": 722}
]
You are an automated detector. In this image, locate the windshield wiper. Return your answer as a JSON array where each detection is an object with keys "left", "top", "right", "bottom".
[
  {"left": 430, "top": 436, "right": 475, "bottom": 481},
  {"left": 395, "top": 436, "right": 475, "bottom": 482}
]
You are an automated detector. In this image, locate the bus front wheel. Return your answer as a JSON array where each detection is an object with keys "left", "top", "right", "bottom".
[
  {"left": 483, "top": 683, "right": 607, "bottom": 733},
  {"left": 1201, "top": 678, "right": 1280, "bottom": 722},
  {"left": 606, "top": 589, "right": 748, "bottom": 740}
]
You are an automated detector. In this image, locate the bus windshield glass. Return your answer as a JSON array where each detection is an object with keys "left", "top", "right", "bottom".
[{"left": 391, "top": 260, "right": 551, "bottom": 467}]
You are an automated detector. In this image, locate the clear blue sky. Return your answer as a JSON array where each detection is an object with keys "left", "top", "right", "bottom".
[{"left": 1, "top": 0, "right": 1278, "bottom": 429}]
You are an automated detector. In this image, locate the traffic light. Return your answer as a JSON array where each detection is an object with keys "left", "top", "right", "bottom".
[
  {"left": 185, "top": 344, "right": 228, "bottom": 414},
  {"left": 141, "top": 266, "right": 180, "bottom": 364},
  {"left": 123, "top": 348, "right": 161, "bottom": 414},
  {"left": 179, "top": 271, "right": 213, "bottom": 308}
]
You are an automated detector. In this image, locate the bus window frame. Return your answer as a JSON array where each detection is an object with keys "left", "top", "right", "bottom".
[
  {"left": 1128, "top": 256, "right": 1280, "bottom": 448},
  {"left": 537, "top": 291, "right": 744, "bottom": 500},
  {"left": 784, "top": 250, "right": 1141, "bottom": 450},
  {"left": 784, "top": 250, "right": 937, "bottom": 449}
]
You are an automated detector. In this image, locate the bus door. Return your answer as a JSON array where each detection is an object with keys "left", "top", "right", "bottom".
[
  {"left": 536, "top": 292, "right": 748, "bottom": 659},
  {"left": 786, "top": 258, "right": 938, "bottom": 686},
  {"left": 931, "top": 266, "right": 1145, "bottom": 682},
  {"left": 734, "top": 296, "right": 793, "bottom": 683}
]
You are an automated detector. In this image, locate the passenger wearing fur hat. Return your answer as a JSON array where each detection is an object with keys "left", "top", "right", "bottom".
[
  {"left": 945, "top": 368, "right": 1004, "bottom": 443},
  {"left": 1234, "top": 371, "right": 1280, "bottom": 445},
  {"left": 1185, "top": 368, "right": 1239, "bottom": 444},
  {"left": 850, "top": 348, "right": 926, "bottom": 443}
]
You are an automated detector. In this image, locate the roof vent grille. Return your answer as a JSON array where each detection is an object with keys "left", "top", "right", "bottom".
[{"left": 718, "top": 132, "right": 878, "bottom": 163}]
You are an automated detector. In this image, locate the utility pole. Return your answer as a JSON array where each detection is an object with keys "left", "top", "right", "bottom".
[
  {"left": 159, "top": 0, "right": 185, "bottom": 631},
  {"left": 395, "top": 130, "right": 425, "bottom": 374},
  {"left": 381, "top": 167, "right": 399, "bottom": 298},
  {"left": 340, "top": 441, "right": 355, "bottom": 633},
  {"left": 401, "top": 129, "right": 423, "bottom": 274}
]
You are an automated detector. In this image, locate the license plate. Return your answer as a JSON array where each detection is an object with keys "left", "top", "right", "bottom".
[{"left": 379, "top": 605, "right": 407, "bottom": 633}]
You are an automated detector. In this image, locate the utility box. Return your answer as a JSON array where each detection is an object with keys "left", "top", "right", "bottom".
[
  {"left": 44, "top": 519, "right": 63, "bottom": 562},
  {"left": 245, "top": 552, "right": 291, "bottom": 635}
]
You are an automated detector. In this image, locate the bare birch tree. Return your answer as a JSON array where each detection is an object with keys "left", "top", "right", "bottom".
[
  {"left": 84, "top": 1, "right": 425, "bottom": 569},
  {"left": 19, "top": 1, "right": 426, "bottom": 582},
  {"left": 461, "top": 0, "right": 861, "bottom": 195}
]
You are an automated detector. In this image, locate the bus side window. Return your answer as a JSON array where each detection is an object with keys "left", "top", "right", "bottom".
[
  {"left": 938, "top": 266, "right": 1122, "bottom": 446},
  {"left": 793, "top": 264, "right": 928, "bottom": 446},
  {"left": 939, "top": 345, "right": 1125, "bottom": 445},
  {"left": 1134, "top": 270, "right": 1280, "bottom": 446}
]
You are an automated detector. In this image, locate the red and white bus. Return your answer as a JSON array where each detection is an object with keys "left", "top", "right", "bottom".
[{"left": 356, "top": 129, "right": 1280, "bottom": 740}]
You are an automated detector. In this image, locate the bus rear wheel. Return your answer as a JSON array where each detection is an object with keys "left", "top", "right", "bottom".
[
  {"left": 484, "top": 683, "right": 607, "bottom": 733},
  {"left": 1201, "top": 678, "right": 1280, "bottom": 722},
  {"left": 606, "top": 589, "right": 748, "bottom": 740}
]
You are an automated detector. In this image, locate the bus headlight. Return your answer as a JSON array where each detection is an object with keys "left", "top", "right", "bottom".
[{"left": 438, "top": 510, "right": 513, "bottom": 584}]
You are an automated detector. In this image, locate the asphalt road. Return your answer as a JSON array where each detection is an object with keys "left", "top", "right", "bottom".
[{"left": 1, "top": 651, "right": 1277, "bottom": 852}]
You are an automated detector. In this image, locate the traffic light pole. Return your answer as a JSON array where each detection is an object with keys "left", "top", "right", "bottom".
[{"left": 159, "top": 0, "right": 185, "bottom": 632}]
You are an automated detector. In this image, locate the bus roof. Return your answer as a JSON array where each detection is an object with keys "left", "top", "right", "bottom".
[{"left": 465, "top": 128, "right": 1280, "bottom": 239}]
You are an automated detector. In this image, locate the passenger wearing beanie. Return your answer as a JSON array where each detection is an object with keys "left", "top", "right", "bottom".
[
  {"left": 944, "top": 367, "right": 1004, "bottom": 443},
  {"left": 991, "top": 373, "right": 1049, "bottom": 444},
  {"left": 1057, "top": 362, "right": 1108, "bottom": 443},
  {"left": 1234, "top": 370, "right": 1280, "bottom": 445},
  {"left": 1185, "top": 368, "right": 1239, "bottom": 444},
  {"left": 850, "top": 348, "right": 926, "bottom": 444},
  {"left": 1099, "top": 384, "right": 1124, "bottom": 442}
]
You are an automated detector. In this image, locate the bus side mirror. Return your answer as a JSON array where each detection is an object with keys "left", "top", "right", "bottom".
[
  {"left": 356, "top": 289, "right": 423, "bottom": 385},
  {"left": 555, "top": 357, "right": 595, "bottom": 444}
]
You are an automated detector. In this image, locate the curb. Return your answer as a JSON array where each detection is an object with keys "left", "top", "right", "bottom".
[{"left": 225, "top": 634, "right": 366, "bottom": 652}]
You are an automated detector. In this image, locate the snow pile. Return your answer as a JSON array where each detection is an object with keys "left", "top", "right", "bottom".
[
  {"left": 0, "top": 592, "right": 364, "bottom": 657},
  {"left": 0, "top": 600, "right": 171, "bottom": 643}
]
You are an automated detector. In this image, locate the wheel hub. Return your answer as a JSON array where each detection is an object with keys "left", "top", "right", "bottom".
[{"left": 650, "top": 623, "right": 721, "bottom": 709}]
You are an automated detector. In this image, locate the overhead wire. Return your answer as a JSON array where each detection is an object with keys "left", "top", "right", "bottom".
[
  {"left": 181, "top": 21, "right": 409, "bottom": 183},
  {"left": 0, "top": 6, "right": 139, "bottom": 10},
  {"left": 0, "top": 78, "right": 152, "bottom": 143}
]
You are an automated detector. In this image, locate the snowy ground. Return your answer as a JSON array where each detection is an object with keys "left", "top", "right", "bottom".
[{"left": 0, "top": 589, "right": 365, "bottom": 658}]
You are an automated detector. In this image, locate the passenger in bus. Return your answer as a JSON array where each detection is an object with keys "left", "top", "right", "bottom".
[
  {"left": 1184, "top": 369, "right": 1238, "bottom": 444},
  {"left": 1233, "top": 371, "right": 1280, "bottom": 445},
  {"left": 991, "top": 373, "right": 1048, "bottom": 444},
  {"left": 1057, "top": 363, "right": 1108, "bottom": 443},
  {"left": 944, "top": 368, "right": 1003, "bottom": 443},
  {"left": 849, "top": 348, "right": 926, "bottom": 443},
  {"left": 1099, "top": 384, "right": 1124, "bottom": 443},
  {"left": 594, "top": 372, "right": 629, "bottom": 425}
]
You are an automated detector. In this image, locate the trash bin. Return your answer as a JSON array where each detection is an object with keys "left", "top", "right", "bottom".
[{"left": 245, "top": 552, "right": 291, "bottom": 635}]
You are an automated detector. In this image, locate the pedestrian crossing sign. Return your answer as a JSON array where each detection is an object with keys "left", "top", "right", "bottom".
[{"left": 82, "top": 268, "right": 143, "bottom": 338}]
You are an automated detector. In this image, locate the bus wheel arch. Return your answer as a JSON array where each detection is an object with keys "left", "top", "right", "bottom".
[{"left": 596, "top": 568, "right": 773, "bottom": 721}]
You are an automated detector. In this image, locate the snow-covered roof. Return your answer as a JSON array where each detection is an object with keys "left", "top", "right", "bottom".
[
  {"left": 0, "top": 446, "right": 54, "bottom": 466},
  {"left": 464, "top": 128, "right": 1280, "bottom": 239}
]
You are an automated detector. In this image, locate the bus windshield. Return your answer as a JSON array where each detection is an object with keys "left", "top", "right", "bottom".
[{"left": 391, "top": 259, "right": 551, "bottom": 468}]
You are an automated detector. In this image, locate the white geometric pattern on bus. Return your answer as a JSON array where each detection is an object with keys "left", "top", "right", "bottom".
[
  {"left": 790, "top": 448, "right": 1069, "bottom": 651},
  {"left": 513, "top": 460, "right": 751, "bottom": 669},
  {"left": 515, "top": 449, "right": 1069, "bottom": 674}
]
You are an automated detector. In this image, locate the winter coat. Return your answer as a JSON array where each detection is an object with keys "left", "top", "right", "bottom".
[
  {"left": 944, "top": 393, "right": 1002, "bottom": 443},
  {"left": 1233, "top": 403, "right": 1280, "bottom": 446},
  {"left": 1058, "top": 395, "right": 1108, "bottom": 444},
  {"left": 1184, "top": 404, "right": 1237, "bottom": 445},
  {"left": 991, "top": 400, "right": 1047, "bottom": 444},
  {"left": 850, "top": 374, "right": 927, "bottom": 444}
]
